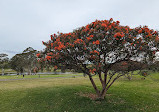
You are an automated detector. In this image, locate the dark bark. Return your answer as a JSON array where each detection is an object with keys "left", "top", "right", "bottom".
[
  {"left": 100, "top": 74, "right": 125, "bottom": 98},
  {"left": 98, "top": 71, "right": 105, "bottom": 88},
  {"left": 87, "top": 73, "right": 100, "bottom": 96},
  {"left": 82, "top": 63, "right": 125, "bottom": 99},
  {"left": 104, "top": 70, "right": 108, "bottom": 86}
]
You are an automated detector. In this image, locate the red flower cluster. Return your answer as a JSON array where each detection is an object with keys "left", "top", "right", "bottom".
[
  {"left": 125, "top": 28, "right": 129, "bottom": 34},
  {"left": 108, "top": 25, "right": 112, "bottom": 29},
  {"left": 66, "top": 42, "right": 74, "bottom": 47},
  {"left": 46, "top": 55, "right": 51, "bottom": 61},
  {"left": 153, "top": 31, "right": 157, "bottom": 35},
  {"left": 74, "top": 39, "right": 84, "bottom": 44},
  {"left": 101, "top": 23, "right": 107, "bottom": 28},
  {"left": 36, "top": 53, "right": 40, "bottom": 57},
  {"left": 90, "top": 35, "right": 94, "bottom": 38},
  {"left": 89, "top": 68, "right": 96, "bottom": 74},
  {"left": 114, "top": 32, "right": 125, "bottom": 38},
  {"left": 86, "top": 37, "right": 91, "bottom": 41},
  {"left": 51, "top": 35, "right": 53, "bottom": 40},
  {"left": 47, "top": 52, "right": 53, "bottom": 56},
  {"left": 116, "top": 21, "right": 120, "bottom": 24},
  {"left": 153, "top": 51, "right": 156, "bottom": 54},
  {"left": 122, "top": 62, "right": 127, "bottom": 66},
  {"left": 96, "top": 41, "right": 98, "bottom": 44},
  {"left": 144, "top": 27, "right": 150, "bottom": 33},
  {"left": 54, "top": 66, "right": 58, "bottom": 70},
  {"left": 138, "top": 29, "right": 142, "bottom": 33},
  {"left": 110, "top": 18, "right": 113, "bottom": 21},
  {"left": 85, "top": 25, "right": 90, "bottom": 32},
  {"left": 93, "top": 40, "right": 100, "bottom": 45},
  {"left": 155, "top": 36, "right": 159, "bottom": 41},
  {"left": 54, "top": 33, "right": 57, "bottom": 37},
  {"left": 54, "top": 42, "right": 65, "bottom": 51},
  {"left": 86, "top": 35, "right": 94, "bottom": 42},
  {"left": 90, "top": 50, "right": 100, "bottom": 55},
  {"left": 51, "top": 43, "right": 53, "bottom": 47}
]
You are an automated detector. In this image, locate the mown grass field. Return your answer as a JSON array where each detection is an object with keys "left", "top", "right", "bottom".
[
  {"left": 0, "top": 72, "right": 159, "bottom": 112},
  {"left": 0, "top": 73, "right": 83, "bottom": 80},
  {"left": 0, "top": 69, "right": 16, "bottom": 74}
]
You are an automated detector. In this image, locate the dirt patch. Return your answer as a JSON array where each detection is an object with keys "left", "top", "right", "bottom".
[
  {"left": 75, "top": 92, "right": 112, "bottom": 101},
  {"left": 76, "top": 92, "right": 98, "bottom": 100}
]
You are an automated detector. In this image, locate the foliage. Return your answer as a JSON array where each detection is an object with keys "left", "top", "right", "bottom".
[
  {"left": 40, "top": 18, "right": 159, "bottom": 99},
  {"left": 0, "top": 53, "right": 9, "bottom": 75},
  {"left": 0, "top": 54, "right": 9, "bottom": 68},
  {"left": 10, "top": 47, "right": 38, "bottom": 74}
]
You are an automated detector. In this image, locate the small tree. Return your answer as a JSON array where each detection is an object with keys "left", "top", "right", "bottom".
[
  {"left": 40, "top": 18, "right": 159, "bottom": 99},
  {"left": 22, "top": 47, "right": 38, "bottom": 75},
  {"left": 10, "top": 47, "right": 38, "bottom": 75},
  {"left": 0, "top": 53, "right": 9, "bottom": 75},
  {"left": 10, "top": 54, "right": 24, "bottom": 74},
  {"left": 111, "top": 60, "right": 148, "bottom": 80}
]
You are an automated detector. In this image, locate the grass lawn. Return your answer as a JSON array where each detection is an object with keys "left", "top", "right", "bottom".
[
  {"left": 0, "top": 73, "right": 83, "bottom": 80},
  {"left": 0, "top": 72, "right": 159, "bottom": 112},
  {"left": 0, "top": 69, "right": 16, "bottom": 73}
]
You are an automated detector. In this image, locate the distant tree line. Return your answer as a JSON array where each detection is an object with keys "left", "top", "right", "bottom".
[
  {"left": 10, "top": 47, "right": 40, "bottom": 75},
  {"left": 0, "top": 53, "right": 10, "bottom": 75},
  {"left": 0, "top": 47, "right": 45, "bottom": 75},
  {"left": 1, "top": 46, "right": 159, "bottom": 77}
]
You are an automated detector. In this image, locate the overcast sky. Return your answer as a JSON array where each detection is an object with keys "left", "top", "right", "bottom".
[{"left": 0, "top": 0, "right": 159, "bottom": 58}]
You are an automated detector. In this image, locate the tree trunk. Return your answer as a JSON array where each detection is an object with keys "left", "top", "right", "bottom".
[
  {"left": 84, "top": 65, "right": 122, "bottom": 99},
  {"left": 87, "top": 70, "right": 109, "bottom": 99},
  {"left": 98, "top": 70, "right": 109, "bottom": 99},
  {"left": 87, "top": 73, "right": 100, "bottom": 97},
  {"left": 98, "top": 71, "right": 105, "bottom": 88},
  {"left": 2, "top": 68, "right": 4, "bottom": 75},
  {"left": 100, "top": 89, "right": 108, "bottom": 99},
  {"left": 28, "top": 66, "right": 32, "bottom": 75}
]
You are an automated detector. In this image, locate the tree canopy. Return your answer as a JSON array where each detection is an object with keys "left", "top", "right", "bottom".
[
  {"left": 39, "top": 18, "right": 159, "bottom": 99},
  {"left": 10, "top": 47, "right": 38, "bottom": 74},
  {"left": 0, "top": 53, "right": 9, "bottom": 75}
]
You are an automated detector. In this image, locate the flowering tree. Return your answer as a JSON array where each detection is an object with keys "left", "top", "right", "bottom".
[{"left": 39, "top": 18, "right": 159, "bottom": 99}]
